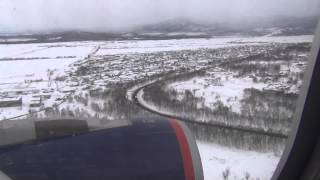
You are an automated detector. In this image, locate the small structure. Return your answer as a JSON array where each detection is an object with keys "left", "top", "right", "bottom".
[
  {"left": 29, "top": 95, "right": 44, "bottom": 108},
  {"left": 32, "top": 93, "right": 51, "bottom": 100},
  {"left": 29, "top": 98, "right": 43, "bottom": 108},
  {"left": 0, "top": 96, "right": 22, "bottom": 107},
  {"left": 29, "top": 100, "right": 43, "bottom": 108},
  {"left": 61, "top": 87, "right": 76, "bottom": 93}
]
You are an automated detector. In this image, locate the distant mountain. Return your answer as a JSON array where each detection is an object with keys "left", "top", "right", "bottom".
[
  {"left": 0, "top": 16, "right": 318, "bottom": 44},
  {"left": 250, "top": 16, "right": 318, "bottom": 36},
  {"left": 138, "top": 18, "right": 214, "bottom": 33},
  {"left": 0, "top": 31, "right": 124, "bottom": 44},
  {"left": 137, "top": 16, "right": 318, "bottom": 36}
]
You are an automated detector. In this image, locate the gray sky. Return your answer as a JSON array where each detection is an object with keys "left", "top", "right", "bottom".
[{"left": 0, "top": 0, "right": 319, "bottom": 33}]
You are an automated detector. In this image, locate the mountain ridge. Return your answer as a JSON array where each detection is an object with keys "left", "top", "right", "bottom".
[{"left": 0, "top": 16, "right": 318, "bottom": 44}]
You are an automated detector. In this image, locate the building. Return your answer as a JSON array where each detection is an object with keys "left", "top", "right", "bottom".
[{"left": 0, "top": 96, "right": 22, "bottom": 107}]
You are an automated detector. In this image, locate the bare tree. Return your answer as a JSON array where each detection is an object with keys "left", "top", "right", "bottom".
[{"left": 222, "top": 168, "right": 230, "bottom": 180}]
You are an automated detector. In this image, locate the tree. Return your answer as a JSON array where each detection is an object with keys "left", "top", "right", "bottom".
[{"left": 222, "top": 168, "right": 230, "bottom": 180}]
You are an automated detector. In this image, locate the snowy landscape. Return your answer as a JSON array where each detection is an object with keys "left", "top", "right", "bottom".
[{"left": 0, "top": 32, "right": 314, "bottom": 179}]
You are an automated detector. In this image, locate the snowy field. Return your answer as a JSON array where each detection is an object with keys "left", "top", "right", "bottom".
[
  {"left": 0, "top": 35, "right": 312, "bottom": 60},
  {"left": 168, "top": 61, "right": 305, "bottom": 114},
  {"left": 0, "top": 42, "right": 98, "bottom": 119},
  {"left": 168, "top": 68, "right": 268, "bottom": 113},
  {"left": 96, "top": 35, "right": 313, "bottom": 55},
  {"left": 198, "top": 141, "right": 279, "bottom": 180}
]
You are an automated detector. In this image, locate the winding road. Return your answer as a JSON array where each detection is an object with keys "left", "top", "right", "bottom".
[{"left": 128, "top": 53, "right": 289, "bottom": 139}]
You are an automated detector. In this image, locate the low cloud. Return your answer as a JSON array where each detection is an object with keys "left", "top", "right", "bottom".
[{"left": 0, "top": 0, "right": 319, "bottom": 33}]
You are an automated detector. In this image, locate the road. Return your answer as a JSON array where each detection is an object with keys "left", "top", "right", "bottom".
[{"left": 128, "top": 53, "right": 289, "bottom": 139}]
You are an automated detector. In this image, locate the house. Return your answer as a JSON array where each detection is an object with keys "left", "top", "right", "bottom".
[
  {"left": 29, "top": 97, "right": 43, "bottom": 108},
  {"left": 0, "top": 96, "right": 22, "bottom": 107},
  {"left": 29, "top": 100, "right": 43, "bottom": 108}
]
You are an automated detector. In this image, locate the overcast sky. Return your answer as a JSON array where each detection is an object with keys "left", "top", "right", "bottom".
[{"left": 0, "top": 0, "right": 319, "bottom": 33}]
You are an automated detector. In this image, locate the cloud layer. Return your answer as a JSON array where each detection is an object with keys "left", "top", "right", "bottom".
[{"left": 0, "top": 0, "right": 319, "bottom": 33}]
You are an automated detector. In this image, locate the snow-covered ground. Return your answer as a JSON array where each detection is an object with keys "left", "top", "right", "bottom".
[
  {"left": 0, "top": 42, "right": 99, "bottom": 59},
  {"left": 198, "top": 141, "right": 279, "bottom": 180},
  {"left": 96, "top": 35, "right": 313, "bottom": 55},
  {"left": 1, "top": 35, "right": 312, "bottom": 59},
  {"left": 168, "top": 68, "right": 268, "bottom": 113},
  {"left": 0, "top": 35, "right": 313, "bottom": 179},
  {"left": 0, "top": 58, "right": 77, "bottom": 82},
  {"left": 0, "top": 42, "right": 98, "bottom": 119},
  {"left": 0, "top": 57, "right": 76, "bottom": 119}
]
